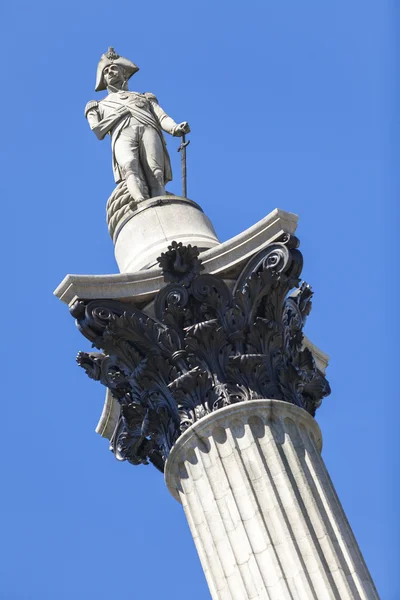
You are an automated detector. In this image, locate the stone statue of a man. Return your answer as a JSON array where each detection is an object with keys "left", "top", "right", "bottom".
[{"left": 85, "top": 48, "right": 190, "bottom": 202}]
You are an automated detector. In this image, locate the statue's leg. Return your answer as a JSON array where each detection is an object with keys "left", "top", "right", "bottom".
[
  {"left": 114, "top": 127, "right": 148, "bottom": 202},
  {"left": 139, "top": 127, "right": 166, "bottom": 198}
]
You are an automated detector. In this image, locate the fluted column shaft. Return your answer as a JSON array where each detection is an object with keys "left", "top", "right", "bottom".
[{"left": 165, "top": 400, "right": 379, "bottom": 600}]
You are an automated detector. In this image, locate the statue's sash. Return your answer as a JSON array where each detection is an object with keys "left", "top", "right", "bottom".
[{"left": 100, "top": 98, "right": 162, "bottom": 135}]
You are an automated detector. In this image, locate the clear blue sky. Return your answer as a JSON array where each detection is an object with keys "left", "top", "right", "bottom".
[{"left": 0, "top": 1, "right": 398, "bottom": 598}]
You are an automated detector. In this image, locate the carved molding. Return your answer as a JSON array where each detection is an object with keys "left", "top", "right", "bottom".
[{"left": 72, "top": 237, "right": 330, "bottom": 471}]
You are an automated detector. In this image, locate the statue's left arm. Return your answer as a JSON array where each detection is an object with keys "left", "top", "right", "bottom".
[{"left": 144, "top": 93, "right": 190, "bottom": 137}]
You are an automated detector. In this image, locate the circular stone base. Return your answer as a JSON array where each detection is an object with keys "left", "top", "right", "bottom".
[{"left": 114, "top": 196, "right": 220, "bottom": 273}]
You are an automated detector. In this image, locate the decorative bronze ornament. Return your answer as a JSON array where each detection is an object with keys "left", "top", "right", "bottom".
[{"left": 73, "top": 237, "right": 330, "bottom": 472}]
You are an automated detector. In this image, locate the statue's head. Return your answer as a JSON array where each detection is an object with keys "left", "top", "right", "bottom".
[
  {"left": 95, "top": 47, "right": 139, "bottom": 92},
  {"left": 103, "top": 63, "right": 127, "bottom": 90}
]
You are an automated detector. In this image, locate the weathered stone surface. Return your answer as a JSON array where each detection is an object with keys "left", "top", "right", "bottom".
[{"left": 165, "top": 400, "right": 380, "bottom": 600}]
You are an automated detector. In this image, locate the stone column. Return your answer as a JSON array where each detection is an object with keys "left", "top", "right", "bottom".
[
  {"left": 65, "top": 233, "right": 380, "bottom": 599},
  {"left": 165, "top": 400, "right": 379, "bottom": 600}
]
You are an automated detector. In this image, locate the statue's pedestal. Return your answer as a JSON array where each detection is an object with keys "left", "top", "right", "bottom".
[
  {"left": 112, "top": 195, "right": 219, "bottom": 272},
  {"left": 165, "top": 400, "right": 379, "bottom": 600},
  {"left": 54, "top": 206, "right": 298, "bottom": 306}
]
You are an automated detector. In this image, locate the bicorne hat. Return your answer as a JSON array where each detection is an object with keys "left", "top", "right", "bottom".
[{"left": 95, "top": 47, "right": 139, "bottom": 92}]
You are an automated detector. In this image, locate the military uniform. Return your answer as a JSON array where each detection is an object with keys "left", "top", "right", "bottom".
[{"left": 85, "top": 48, "right": 182, "bottom": 201}]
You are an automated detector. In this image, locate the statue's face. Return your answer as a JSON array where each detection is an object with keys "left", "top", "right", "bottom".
[{"left": 103, "top": 63, "right": 125, "bottom": 88}]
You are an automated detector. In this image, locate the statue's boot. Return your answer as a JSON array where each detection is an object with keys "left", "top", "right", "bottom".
[
  {"left": 149, "top": 168, "right": 166, "bottom": 198},
  {"left": 125, "top": 173, "right": 146, "bottom": 203}
]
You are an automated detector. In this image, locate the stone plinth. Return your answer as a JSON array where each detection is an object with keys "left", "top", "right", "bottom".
[
  {"left": 113, "top": 195, "right": 219, "bottom": 272},
  {"left": 165, "top": 400, "right": 379, "bottom": 600}
]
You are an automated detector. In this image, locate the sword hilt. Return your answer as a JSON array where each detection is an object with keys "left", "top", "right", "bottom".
[{"left": 177, "top": 133, "right": 190, "bottom": 152}]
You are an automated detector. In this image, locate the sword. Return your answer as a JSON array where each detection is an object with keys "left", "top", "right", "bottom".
[{"left": 177, "top": 133, "right": 190, "bottom": 198}]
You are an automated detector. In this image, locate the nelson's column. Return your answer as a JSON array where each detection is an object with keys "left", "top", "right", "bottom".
[{"left": 55, "top": 48, "right": 380, "bottom": 599}]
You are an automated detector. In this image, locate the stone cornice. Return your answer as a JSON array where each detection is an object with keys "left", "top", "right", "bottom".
[{"left": 54, "top": 208, "right": 298, "bottom": 306}]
